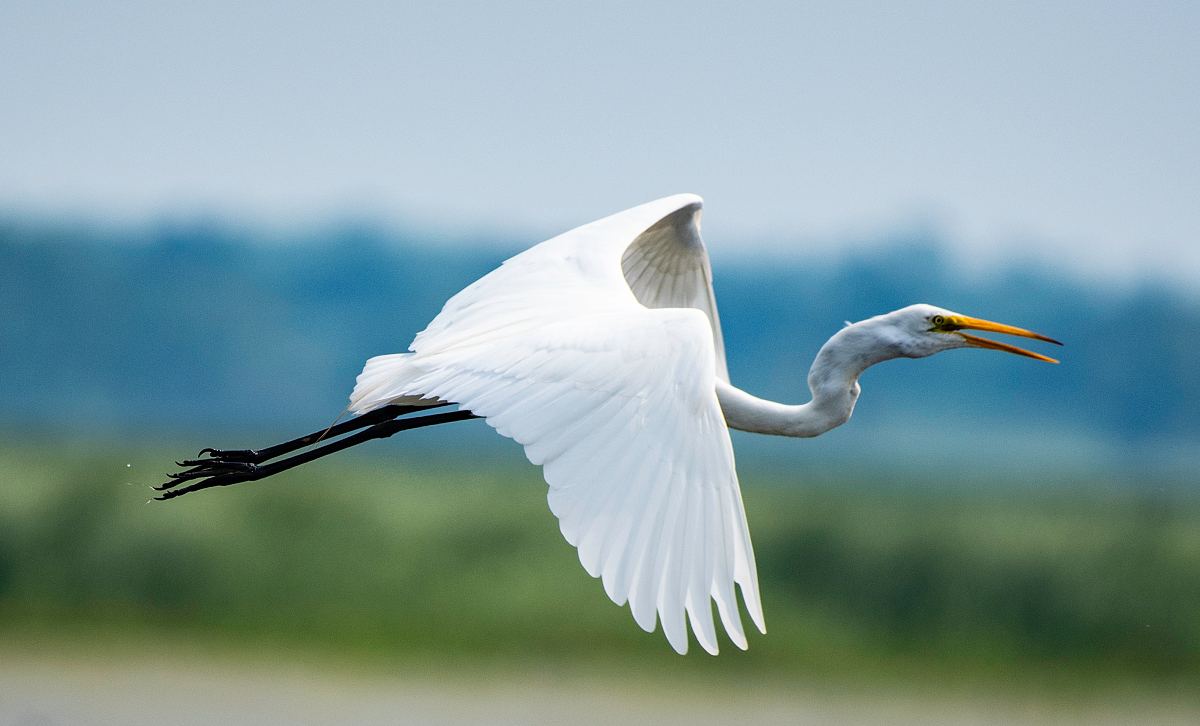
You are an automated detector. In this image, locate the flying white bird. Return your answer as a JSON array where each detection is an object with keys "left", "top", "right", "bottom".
[{"left": 157, "top": 194, "right": 1061, "bottom": 655}]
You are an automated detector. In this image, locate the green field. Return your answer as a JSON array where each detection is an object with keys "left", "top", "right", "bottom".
[{"left": 1, "top": 440, "right": 1198, "bottom": 695}]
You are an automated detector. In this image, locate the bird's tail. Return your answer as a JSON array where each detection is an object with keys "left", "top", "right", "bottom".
[{"left": 349, "top": 353, "right": 441, "bottom": 414}]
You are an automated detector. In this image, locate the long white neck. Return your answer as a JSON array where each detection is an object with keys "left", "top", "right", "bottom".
[{"left": 716, "top": 317, "right": 906, "bottom": 437}]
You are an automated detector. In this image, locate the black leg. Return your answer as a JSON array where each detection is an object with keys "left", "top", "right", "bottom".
[
  {"left": 176, "top": 403, "right": 449, "bottom": 467},
  {"left": 156, "top": 408, "right": 479, "bottom": 501}
]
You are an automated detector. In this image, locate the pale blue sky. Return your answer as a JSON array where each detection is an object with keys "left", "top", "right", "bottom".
[{"left": 2, "top": 1, "right": 1197, "bottom": 282}]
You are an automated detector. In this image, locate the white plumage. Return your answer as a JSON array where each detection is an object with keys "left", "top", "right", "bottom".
[
  {"left": 338, "top": 193, "right": 1060, "bottom": 655},
  {"left": 350, "top": 194, "right": 762, "bottom": 654}
]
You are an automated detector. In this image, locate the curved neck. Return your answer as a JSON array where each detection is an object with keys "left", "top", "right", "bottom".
[{"left": 717, "top": 318, "right": 904, "bottom": 438}]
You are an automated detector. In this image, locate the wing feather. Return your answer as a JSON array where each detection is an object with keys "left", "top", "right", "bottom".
[{"left": 349, "top": 195, "right": 763, "bottom": 653}]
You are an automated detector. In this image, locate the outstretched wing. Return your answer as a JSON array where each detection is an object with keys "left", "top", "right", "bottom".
[{"left": 352, "top": 195, "right": 763, "bottom": 653}]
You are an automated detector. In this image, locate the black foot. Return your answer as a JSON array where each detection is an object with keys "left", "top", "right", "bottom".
[
  {"left": 154, "top": 406, "right": 478, "bottom": 502},
  {"left": 154, "top": 468, "right": 263, "bottom": 500},
  {"left": 155, "top": 450, "right": 264, "bottom": 497}
]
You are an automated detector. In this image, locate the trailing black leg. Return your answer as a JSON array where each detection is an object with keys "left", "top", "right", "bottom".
[
  {"left": 156, "top": 408, "right": 478, "bottom": 501},
  {"left": 176, "top": 403, "right": 447, "bottom": 467}
]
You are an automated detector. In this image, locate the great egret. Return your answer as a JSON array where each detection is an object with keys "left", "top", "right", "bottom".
[{"left": 157, "top": 194, "right": 1061, "bottom": 655}]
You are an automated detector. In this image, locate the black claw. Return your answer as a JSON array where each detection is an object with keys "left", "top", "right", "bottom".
[
  {"left": 190, "top": 447, "right": 258, "bottom": 463},
  {"left": 154, "top": 467, "right": 258, "bottom": 497},
  {"left": 161, "top": 462, "right": 257, "bottom": 487},
  {"left": 155, "top": 469, "right": 258, "bottom": 500},
  {"left": 165, "top": 470, "right": 201, "bottom": 482},
  {"left": 179, "top": 457, "right": 228, "bottom": 467}
]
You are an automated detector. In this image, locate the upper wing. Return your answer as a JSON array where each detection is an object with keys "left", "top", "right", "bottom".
[
  {"left": 618, "top": 197, "right": 730, "bottom": 382},
  {"left": 351, "top": 194, "right": 762, "bottom": 653}
]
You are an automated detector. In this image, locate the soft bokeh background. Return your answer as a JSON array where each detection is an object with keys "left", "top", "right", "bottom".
[{"left": 2, "top": 2, "right": 1198, "bottom": 723}]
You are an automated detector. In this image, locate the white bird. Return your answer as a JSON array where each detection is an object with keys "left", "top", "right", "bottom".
[{"left": 158, "top": 194, "right": 1061, "bottom": 655}]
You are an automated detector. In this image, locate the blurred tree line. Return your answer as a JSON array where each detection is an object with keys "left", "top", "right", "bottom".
[{"left": 0, "top": 215, "right": 1196, "bottom": 470}]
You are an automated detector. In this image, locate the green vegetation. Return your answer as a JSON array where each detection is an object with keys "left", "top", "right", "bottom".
[{"left": 1, "top": 442, "right": 1198, "bottom": 690}]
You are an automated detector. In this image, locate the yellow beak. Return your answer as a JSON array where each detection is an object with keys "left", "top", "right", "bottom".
[{"left": 941, "top": 315, "right": 1063, "bottom": 364}]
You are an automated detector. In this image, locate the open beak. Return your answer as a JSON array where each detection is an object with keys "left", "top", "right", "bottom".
[{"left": 940, "top": 315, "right": 1063, "bottom": 364}]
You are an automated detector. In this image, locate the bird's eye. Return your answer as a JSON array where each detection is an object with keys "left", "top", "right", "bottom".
[{"left": 931, "top": 315, "right": 946, "bottom": 327}]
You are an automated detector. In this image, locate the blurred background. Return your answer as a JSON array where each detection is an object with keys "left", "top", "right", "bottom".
[{"left": 1, "top": 1, "right": 1198, "bottom": 723}]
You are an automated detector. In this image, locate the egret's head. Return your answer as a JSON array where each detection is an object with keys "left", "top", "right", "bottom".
[{"left": 887, "top": 304, "right": 1062, "bottom": 362}]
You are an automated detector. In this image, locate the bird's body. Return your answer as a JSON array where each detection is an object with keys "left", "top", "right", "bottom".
[{"left": 159, "top": 194, "right": 1061, "bottom": 656}]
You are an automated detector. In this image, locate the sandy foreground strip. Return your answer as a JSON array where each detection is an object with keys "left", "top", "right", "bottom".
[{"left": 0, "top": 649, "right": 1196, "bottom": 726}]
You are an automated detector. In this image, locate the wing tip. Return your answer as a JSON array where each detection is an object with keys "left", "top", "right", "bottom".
[
  {"left": 637, "top": 193, "right": 703, "bottom": 222},
  {"left": 667, "top": 631, "right": 689, "bottom": 655},
  {"left": 658, "top": 192, "right": 703, "bottom": 208},
  {"left": 738, "top": 582, "right": 767, "bottom": 635}
]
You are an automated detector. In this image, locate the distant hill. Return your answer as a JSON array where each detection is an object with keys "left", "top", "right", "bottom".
[{"left": 1, "top": 215, "right": 1196, "bottom": 477}]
